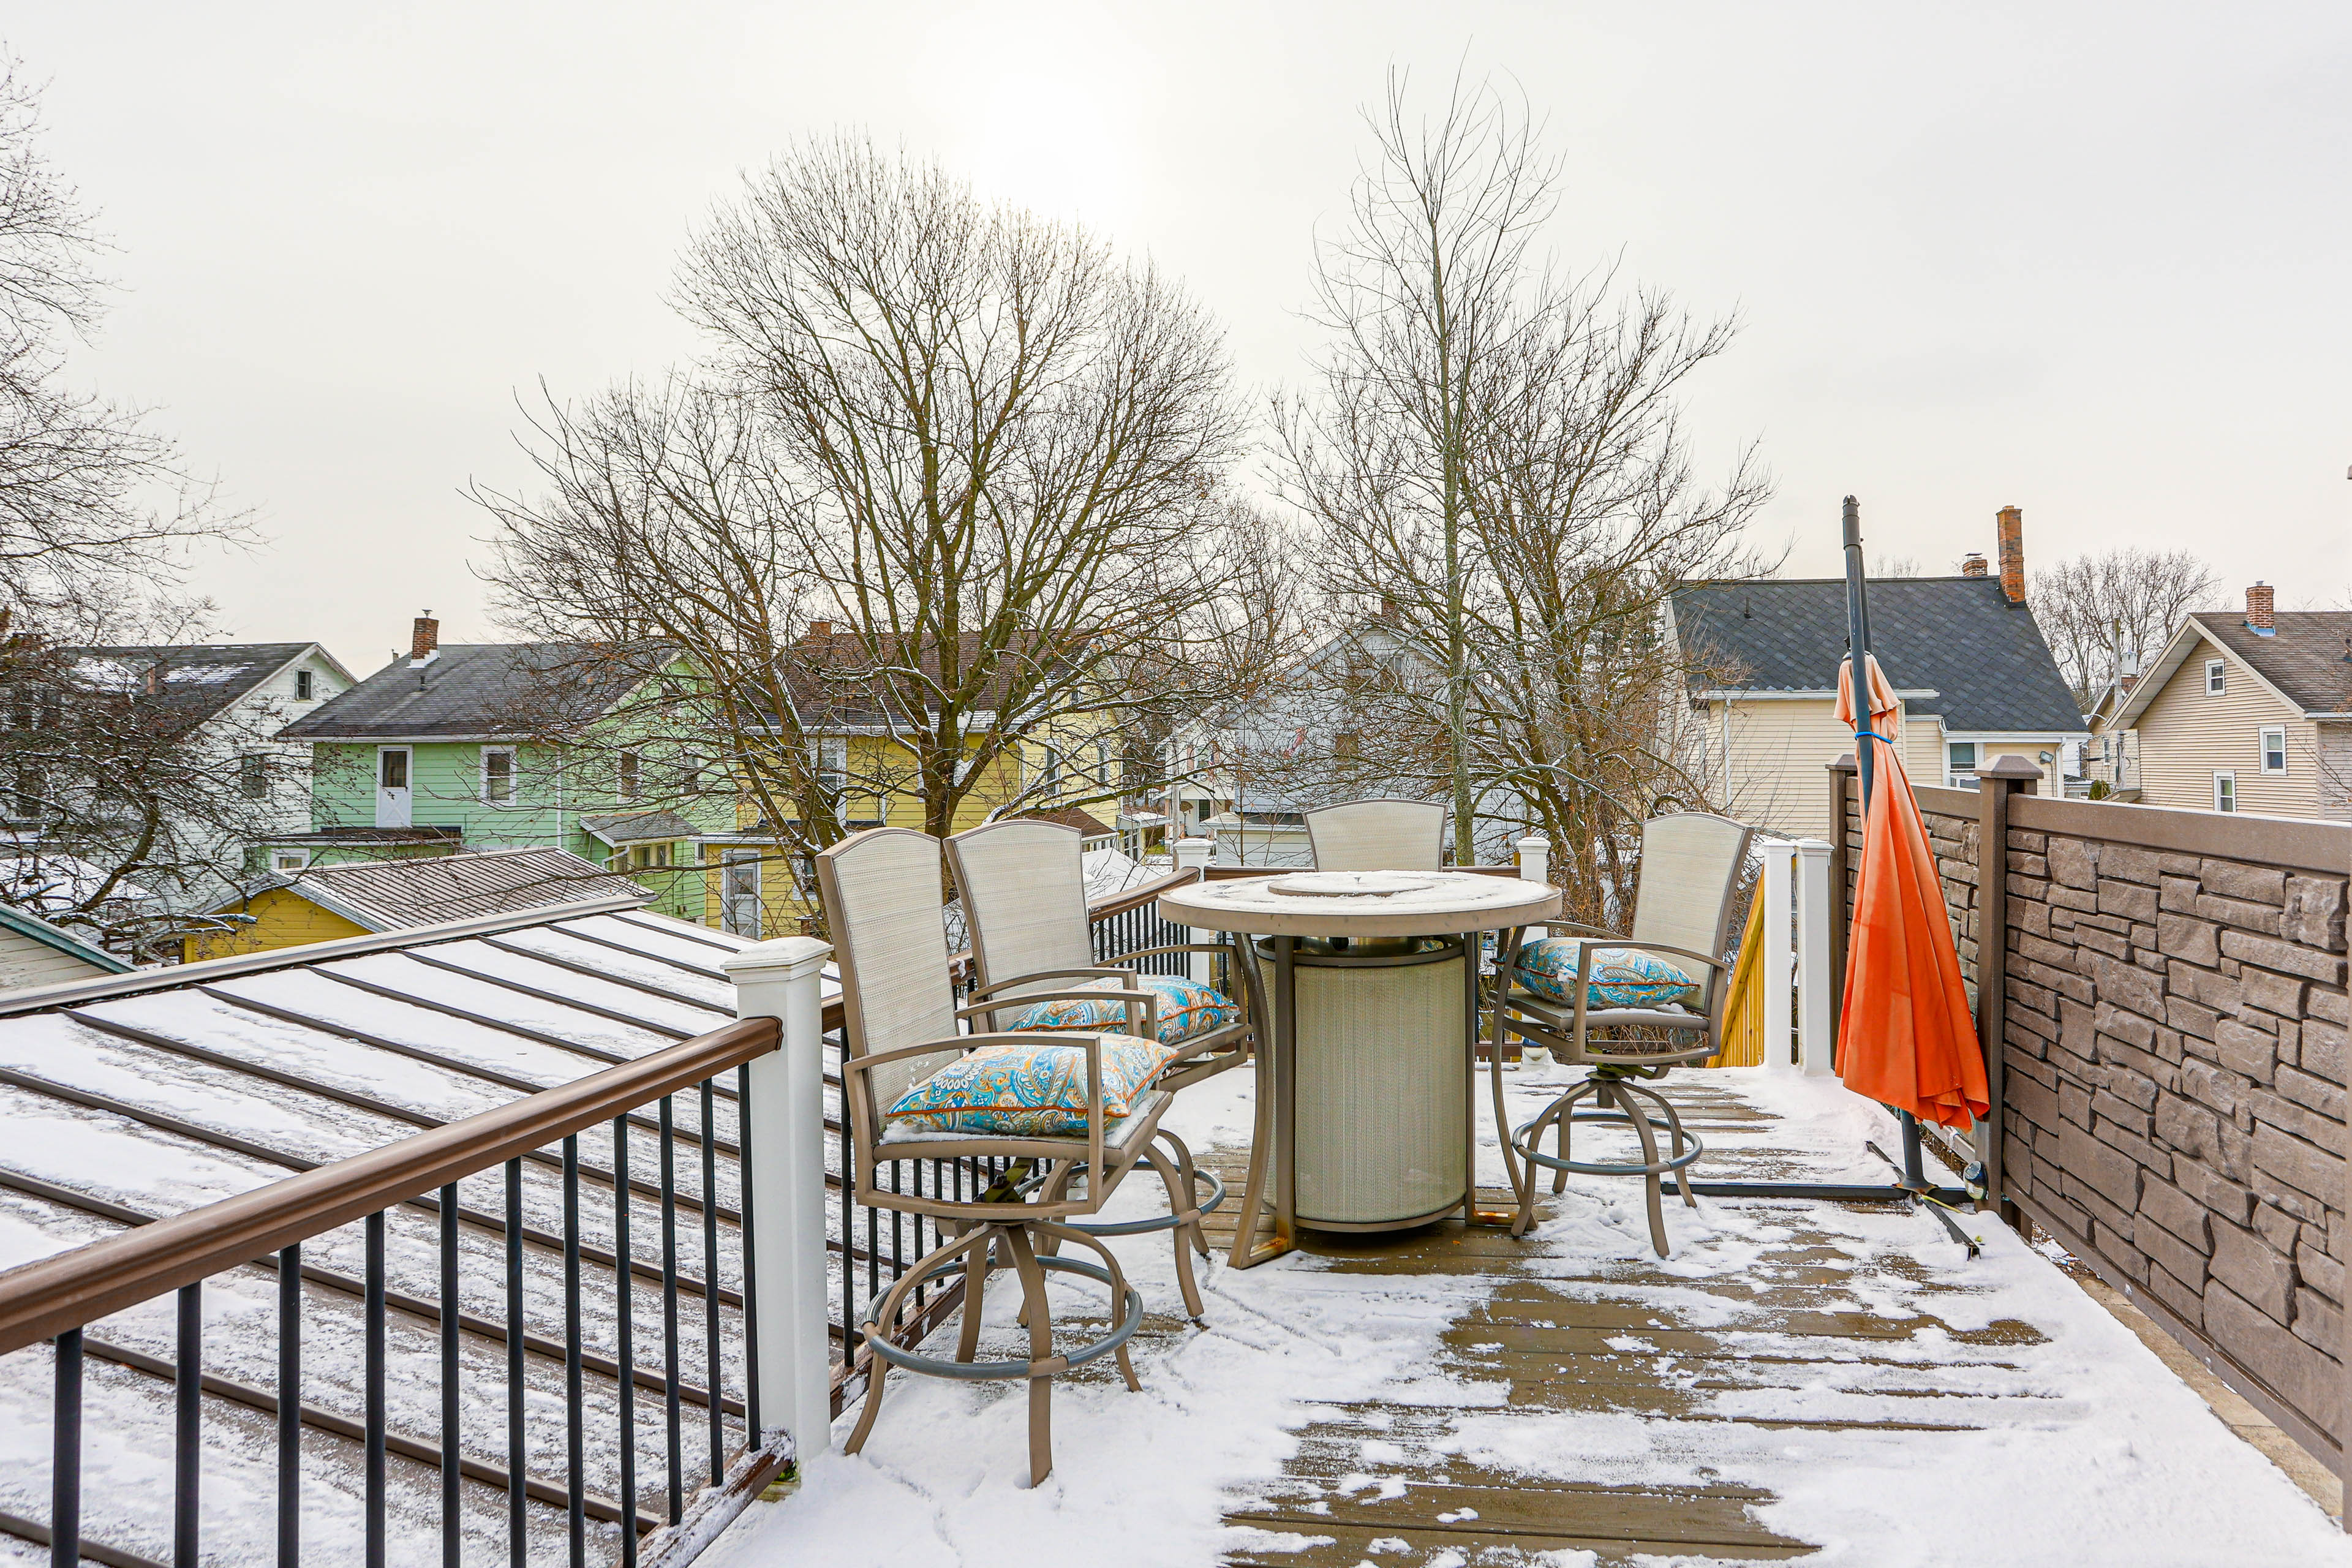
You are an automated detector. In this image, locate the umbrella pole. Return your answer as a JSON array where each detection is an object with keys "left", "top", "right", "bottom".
[{"left": 1841, "top": 496, "right": 1932, "bottom": 1196}]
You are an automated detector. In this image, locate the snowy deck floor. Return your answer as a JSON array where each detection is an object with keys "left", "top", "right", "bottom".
[{"left": 712, "top": 1065, "right": 2351, "bottom": 1568}]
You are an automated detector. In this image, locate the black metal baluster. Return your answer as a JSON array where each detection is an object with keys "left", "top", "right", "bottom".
[
  {"left": 614, "top": 1116, "right": 638, "bottom": 1568},
  {"left": 365, "top": 1212, "right": 387, "bottom": 1568},
  {"left": 660, "top": 1095, "right": 683, "bottom": 1522},
  {"left": 278, "top": 1243, "right": 300, "bottom": 1568},
  {"left": 440, "top": 1183, "right": 460, "bottom": 1568},
  {"left": 840, "top": 1104, "right": 856, "bottom": 1366},
  {"left": 175, "top": 1284, "right": 200, "bottom": 1568},
  {"left": 505, "top": 1160, "right": 525, "bottom": 1568},
  {"left": 53, "top": 1327, "right": 80, "bottom": 1568},
  {"left": 564, "top": 1134, "right": 585, "bottom": 1568},
  {"left": 700, "top": 1080, "right": 722, "bottom": 1483},
  {"left": 736, "top": 1061, "right": 760, "bottom": 1446}
]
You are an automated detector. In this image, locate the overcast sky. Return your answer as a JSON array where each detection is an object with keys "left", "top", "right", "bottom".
[{"left": 10, "top": 3, "right": 2349, "bottom": 674}]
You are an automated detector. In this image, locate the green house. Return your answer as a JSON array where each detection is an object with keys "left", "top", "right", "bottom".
[{"left": 272, "top": 625, "right": 756, "bottom": 927}]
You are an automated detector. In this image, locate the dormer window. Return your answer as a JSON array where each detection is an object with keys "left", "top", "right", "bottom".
[{"left": 2205, "top": 660, "right": 2225, "bottom": 695}]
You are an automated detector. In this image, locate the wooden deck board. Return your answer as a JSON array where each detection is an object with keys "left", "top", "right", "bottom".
[{"left": 1180, "top": 1102, "right": 2049, "bottom": 1566}]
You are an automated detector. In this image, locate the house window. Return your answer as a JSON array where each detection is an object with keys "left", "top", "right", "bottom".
[
  {"left": 2205, "top": 660, "right": 2226, "bottom": 695},
  {"left": 273, "top": 848, "right": 311, "bottom": 872},
  {"left": 1946, "top": 741, "right": 1977, "bottom": 786},
  {"left": 380, "top": 749, "right": 409, "bottom": 790},
  {"left": 810, "top": 736, "right": 846, "bottom": 793},
  {"left": 2259, "top": 726, "right": 2286, "bottom": 775},
  {"left": 2214, "top": 772, "right": 2236, "bottom": 812},
  {"left": 617, "top": 751, "right": 641, "bottom": 802},
  {"left": 238, "top": 752, "right": 269, "bottom": 799},
  {"left": 482, "top": 746, "right": 517, "bottom": 804},
  {"left": 628, "top": 842, "right": 672, "bottom": 869},
  {"left": 295, "top": 669, "right": 314, "bottom": 701}
]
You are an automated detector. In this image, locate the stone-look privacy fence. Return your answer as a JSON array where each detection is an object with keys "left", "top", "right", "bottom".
[{"left": 1830, "top": 758, "right": 2348, "bottom": 1479}]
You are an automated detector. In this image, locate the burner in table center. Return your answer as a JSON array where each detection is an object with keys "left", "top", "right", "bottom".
[{"left": 1260, "top": 870, "right": 1446, "bottom": 899}]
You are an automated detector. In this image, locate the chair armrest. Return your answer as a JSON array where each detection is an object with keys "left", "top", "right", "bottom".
[
  {"left": 954, "top": 987, "right": 1159, "bottom": 1041},
  {"left": 966, "top": 967, "right": 1131, "bottom": 1000}
]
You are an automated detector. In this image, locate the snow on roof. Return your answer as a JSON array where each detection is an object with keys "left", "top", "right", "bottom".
[
  {"left": 0, "top": 902, "right": 839, "bottom": 1563},
  {"left": 237, "top": 846, "right": 647, "bottom": 931}
]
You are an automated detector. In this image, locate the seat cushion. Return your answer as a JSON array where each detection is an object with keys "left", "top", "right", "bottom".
[
  {"left": 881, "top": 1035, "right": 1179, "bottom": 1138},
  {"left": 1513, "top": 937, "right": 1698, "bottom": 1009},
  {"left": 1000, "top": 973, "right": 1240, "bottom": 1047}
]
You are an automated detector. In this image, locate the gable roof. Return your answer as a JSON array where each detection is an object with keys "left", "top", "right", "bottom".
[
  {"left": 1670, "top": 576, "right": 2086, "bottom": 735},
  {"left": 49, "top": 643, "right": 340, "bottom": 728},
  {"left": 0, "top": 903, "right": 132, "bottom": 974},
  {"left": 276, "top": 644, "right": 662, "bottom": 742},
  {"left": 217, "top": 847, "right": 646, "bottom": 932},
  {"left": 780, "top": 629, "right": 1088, "bottom": 728},
  {"left": 2113, "top": 609, "right": 2352, "bottom": 726}
]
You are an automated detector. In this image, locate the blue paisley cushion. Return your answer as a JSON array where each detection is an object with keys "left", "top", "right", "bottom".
[
  {"left": 883, "top": 1035, "right": 1179, "bottom": 1137},
  {"left": 1001, "top": 973, "right": 1240, "bottom": 1046},
  {"left": 1513, "top": 937, "right": 1697, "bottom": 1010}
]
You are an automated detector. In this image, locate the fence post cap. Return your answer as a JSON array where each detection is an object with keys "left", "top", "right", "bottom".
[
  {"left": 720, "top": 935, "right": 834, "bottom": 982},
  {"left": 1792, "top": 837, "right": 1833, "bottom": 856},
  {"left": 1979, "top": 755, "right": 2045, "bottom": 785},
  {"left": 1515, "top": 833, "right": 1551, "bottom": 849}
]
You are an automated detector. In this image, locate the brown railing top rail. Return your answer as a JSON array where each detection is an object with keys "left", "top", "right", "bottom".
[
  {"left": 1906, "top": 776, "right": 2351, "bottom": 876},
  {"left": 0, "top": 1017, "right": 780, "bottom": 1357}
]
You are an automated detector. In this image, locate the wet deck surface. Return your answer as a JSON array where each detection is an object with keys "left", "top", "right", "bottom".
[{"left": 1188, "top": 1078, "right": 2044, "bottom": 1566}]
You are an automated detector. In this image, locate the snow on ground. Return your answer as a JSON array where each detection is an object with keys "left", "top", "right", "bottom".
[{"left": 709, "top": 1063, "right": 2348, "bottom": 1568}]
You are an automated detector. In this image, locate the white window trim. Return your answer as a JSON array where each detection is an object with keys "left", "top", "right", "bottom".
[
  {"left": 2214, "top": 771, "right": 2237, "bottom": 812},
  {"left": 481, "top": 745, "right": 519, "bottom": 805},
  {"left": 272, "top": 848, "right": 312, "bottom": 872},
  {"left": 2258, "top": 726, "right": 2287, "bottom": 775},
  {"left": 2205, "top": 659, "right": 2226, "bottom": 695}
]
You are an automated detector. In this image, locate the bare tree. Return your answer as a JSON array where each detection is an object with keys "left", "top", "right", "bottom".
[
  {"left": 478, "top": 135, "right": 1299, "bottom": 912},
  {"left": 1275, "top": 71, "right": 1768, "bottom": 923},
  {"left": 2030, "top": 547, "right": 2219, "bottom": 710}
]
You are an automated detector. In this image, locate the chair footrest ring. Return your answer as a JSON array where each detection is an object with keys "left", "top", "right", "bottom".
[
  {"left": 858, "top": 1253, "right": 1145, "bottom": 1383},
  {"left": 1512, "top": 1111, "right": 1705, "bottom": 1179}
]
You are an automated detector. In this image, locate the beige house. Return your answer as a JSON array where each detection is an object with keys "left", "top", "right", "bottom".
[
  {"left": 0, "top": 903, "right": 131, "bottom": 990},
  {"left": 1668, "top": 508, "right": 2084, "bottom": 838},
  {"left": 2099, "top": 587, "right": 2352, "bottom": 819}
]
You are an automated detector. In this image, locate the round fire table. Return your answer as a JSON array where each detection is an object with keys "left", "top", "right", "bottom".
[{"left": 1156, "top": 869, "right": 1559, "bottom": 1267}]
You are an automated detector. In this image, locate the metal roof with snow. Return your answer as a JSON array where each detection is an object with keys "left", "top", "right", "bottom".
[
  {"left": 219, "top": 846, "right": 648, "bottom": 932},
  {"left": 0, "top": 900, "right": 839, "bottom": 1562}
]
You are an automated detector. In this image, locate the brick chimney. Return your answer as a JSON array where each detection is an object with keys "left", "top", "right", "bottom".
[
  {"left": 1961, "top": 552, "right": 1988, "bottom": 578},
  {"left": 1995, "top": 507, "right": 2025, "bottom": 604},
  {"left": 2245, "top": 582, "right": 2275, "bottom": 633},
  {"left": 410, "top": 612, "right": 439, "bottom": 662}
]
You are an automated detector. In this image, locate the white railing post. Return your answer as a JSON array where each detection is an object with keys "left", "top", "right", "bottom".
[
  {"left": 1517, "top": 834, "right": 1551, "bottom": 937},
  {"left": 1172, "top": 837, "right": 1214, "bottom": 984},
  {"left": 722, "top": 935, "right": 835, "bottom": 1462},
  {"left": 1793, "top": 838, "right": 1834, "bottom": 1074},
  {"left": 1761, "top": 840, "right": 1795, "bottom": 1068}
]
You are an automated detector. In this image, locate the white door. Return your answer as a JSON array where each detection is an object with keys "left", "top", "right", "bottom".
[
  {"left": 375, "top": 747, "right": 413, "bottom": 827},
  {"left": 723, "top": 850, "right": 762, "bottom": 937}
]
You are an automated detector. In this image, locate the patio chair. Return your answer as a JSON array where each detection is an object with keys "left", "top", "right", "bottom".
[
  {"left": 1304, "top": 797, "right": 1447, "bottom": 870},
  {"left": 819, "top": 826, "right": 1175, "bottom": 1485},
  {"left": 948, "top": 818, "right": 1256, "bottom": 1319},
  {"left": 1487, "top": 812, "right": 1752, "bottom": 1256}
]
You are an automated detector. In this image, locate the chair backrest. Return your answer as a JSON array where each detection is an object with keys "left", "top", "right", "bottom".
[
  {"left": 947, "top": 818, "right": 1094, "bottom": 1008},
  {"left": 814, "top": 827, "right": 961, "bottom": 1112},
  {"left": 1627, "top": 812, "right": 1753, "bottom": 1011},
  {"left": 1305, "top": 798, "right": 1447, "bottom": 872}
]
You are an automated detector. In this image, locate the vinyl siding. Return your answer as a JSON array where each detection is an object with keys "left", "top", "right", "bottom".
[
  {"left": 2129, "top": 641, "right": 2321, "bottom": 817},
  {"left": 2321, "top": 722, "right": 2352, "bottom": 822},
  {"left": 0, "top": 928, "right": 118, "bottom": 991},
  {"left": 183, "top": 885, "right": 372, "bottom": 962},
  {"left": 1708, "top": 698, "right": 1950, "bottom": 837}
]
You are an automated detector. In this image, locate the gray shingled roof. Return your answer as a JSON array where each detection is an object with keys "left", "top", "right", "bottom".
[
  {"left": 2188, "top": 611, "right": 2352, "bottom": 716},
  {"left": 276, "top": 644, "right": 652, "bottom": 741},
  {"left": 62, "top": 643, "right": 317, "bottom": 726},
  {"left": 1672, "top": 576, "right": 2086, "bottom": 734}
]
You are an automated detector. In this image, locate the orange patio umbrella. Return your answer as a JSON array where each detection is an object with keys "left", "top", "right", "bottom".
[{"left": 1833, "top": 651, "right": 1989, "bottom": 1131}]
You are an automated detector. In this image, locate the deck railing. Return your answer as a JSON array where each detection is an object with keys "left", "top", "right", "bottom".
[{"left": 0, "top": 1016, "right": 783, "bottom": 1568}]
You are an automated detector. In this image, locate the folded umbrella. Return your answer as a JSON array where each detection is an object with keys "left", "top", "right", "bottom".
[{"left": 1834, "top": 654, "right": 1989, "bottom": 1130}]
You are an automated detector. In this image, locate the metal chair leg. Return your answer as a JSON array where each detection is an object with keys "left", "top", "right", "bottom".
[{"left": 1003, "top": 1226, "right": 1057, "bottom": 1487}]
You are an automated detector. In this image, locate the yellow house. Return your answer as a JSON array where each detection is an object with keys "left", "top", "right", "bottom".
[
  {"left": 2100, "top": 587, "right": 2352, "bottom": 820},
  {"left": 183, "top": 846, "right": 648, "bottom": 961},
  {"left": 1669, "top": 518, "right": 2083, "bottom": 837}
]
